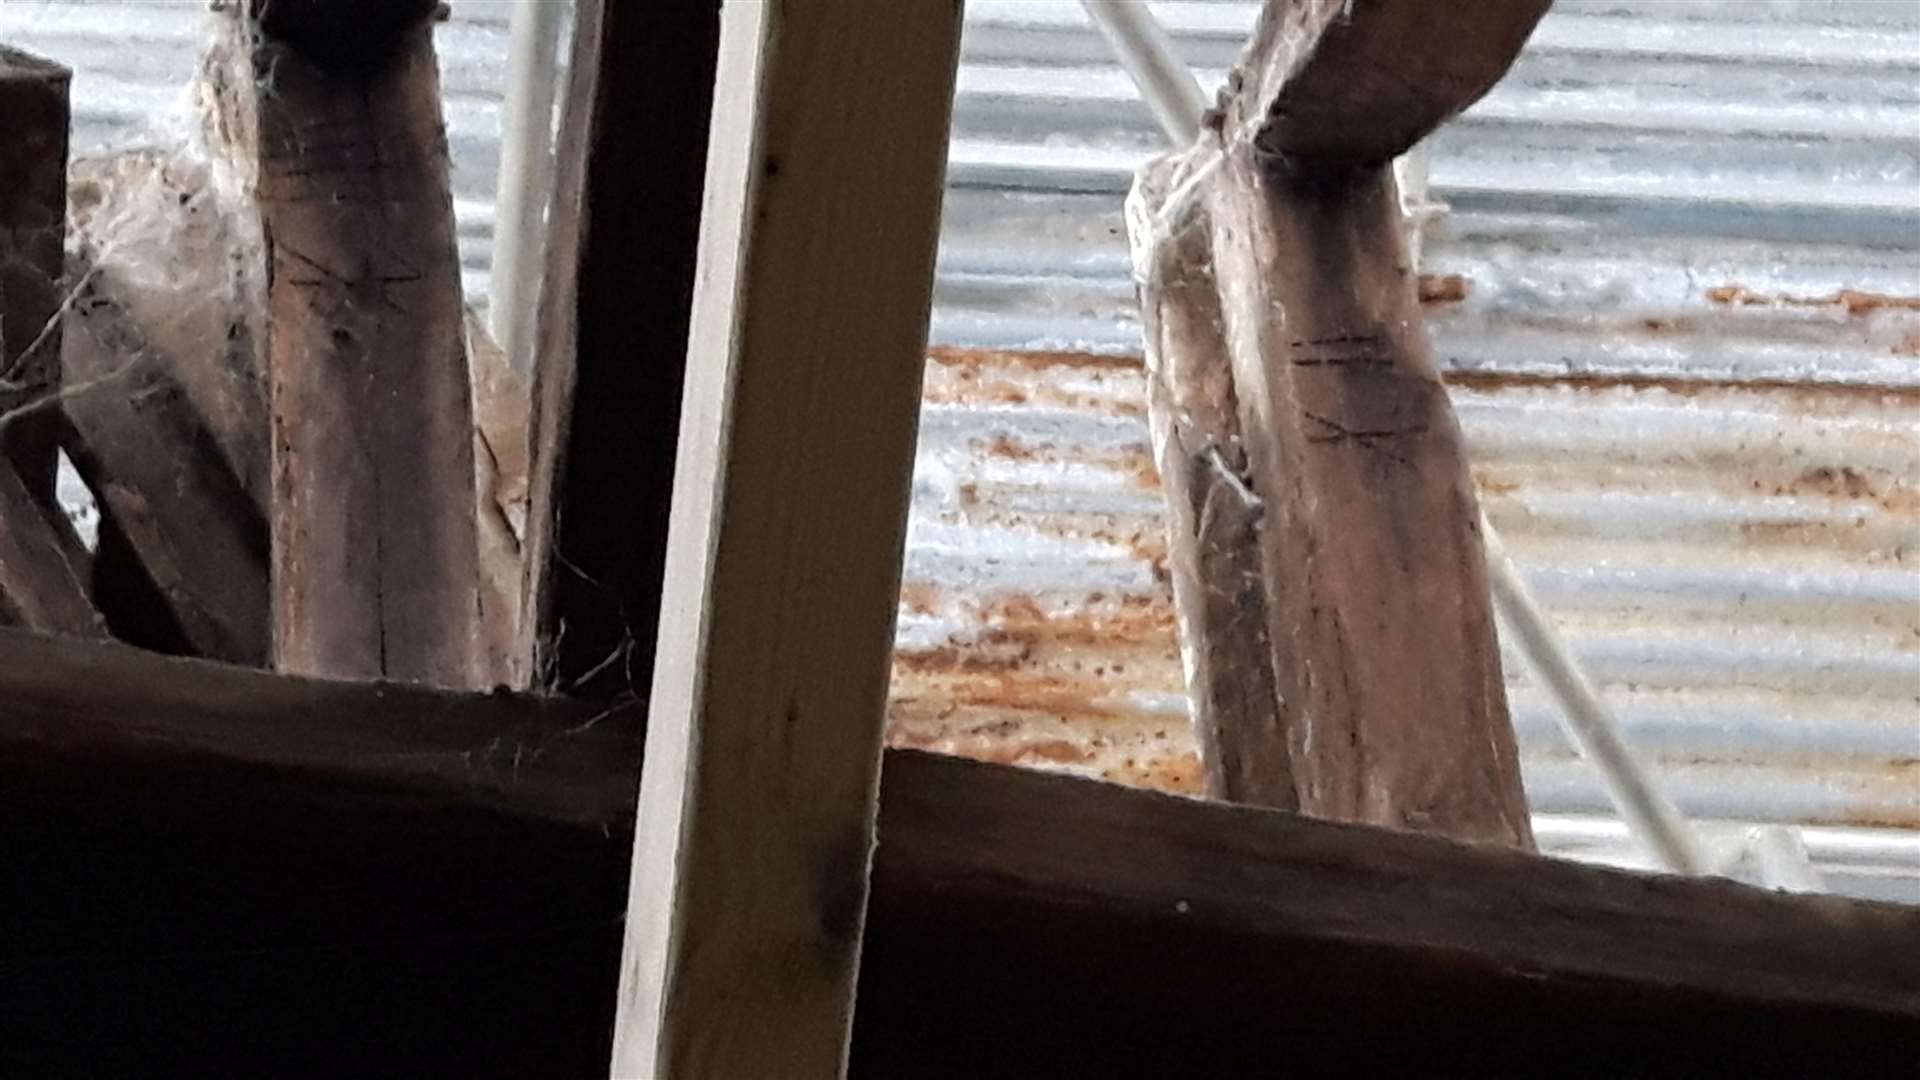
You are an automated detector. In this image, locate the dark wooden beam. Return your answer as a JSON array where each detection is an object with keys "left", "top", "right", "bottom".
[
  {"left": 0, "top": 458, "right": 101, "bottom": 636},
  {"left": 214, "top": 5, "right": 485, "bottom": 687},
  {"left": 516, "top": 0, "right": 722, "bottom": 698},
  {"left": 0, "top": 637, "right": 1911, "bottom": 1074},
  {"left": 60, "top": 265, "right": 269, "bottom": 662},
  {"left": 1223, "top": 0, "right": 1553, "bottom": 164},
  {"left": 0, "top": 633, "right": 632, "bottom": 1078},
  {"left": 0, "top": 45, "right": 71, "bottom": 505},
  {"left": 0, "top": 48, "right": 99, "bottom": 637},
  {"left": 854, "top": 751, "right": 1920, "bottom": 1076},
  {"left": 0, "top": 626, "right": 638, "bottom": 828}
]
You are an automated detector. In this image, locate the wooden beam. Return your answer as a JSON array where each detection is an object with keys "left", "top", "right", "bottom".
[
  {"left": 854, "top": 751, "right": 1920, "bottom": 1076},
  {"left": 0, "top": 628, "right": 633, "bottom": 1077},
  {"left": 466, "top": 309, "right": 530, "bottom": 686},
  {"left": 0, "top": 459, "right": 101, "bottom": 636},
  {"left": 60, "top": 264, "right": 270, "bottom": 662},
  {"left": 1223, "top": 0, "right": 1553, "bottom": 163},
  {"left": 610, "top": 2, "right": 963, "bottom": 1074},
  {"left": 0, "top": 45, "right": 71, "bottom": 505},
  {"left": 1128, "top": 156, "right": 1294, "bottom": 810},
  {"left": 1124, "top": 0, "right": 1547, "bottom": 845},
  {"left": 0, "top": 625, "right": 636, "bottom": 828},
  {"left": 516, "top": 0, "right": 722, "bottom": 697},
  {"left": 215, "top": 5, "right": 484, "bottom": 687},
  {"left": 0, "top": 638, "right": 1910, "bottom": 1073},
  {"left": 0, "top": 49, "right": 98, "bottom": 636}
]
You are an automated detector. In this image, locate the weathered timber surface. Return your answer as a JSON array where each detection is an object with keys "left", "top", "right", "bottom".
[
  {"left": 60, "top": 263, "right": 270, "bottom": 663},
  {"left": 466, "top": 309, "right": 528, "bottom": 686},
  {"left": 1207, "top": 157, "right": 1532, "bottom": 845},
  {"left": 1224, "top": 0, "right": 1553, "bottom": 164},
  {"left": 517, "top": 1, "right": 720, "bottom": 697},
  {"left": 1126, "top": 156, "right": 1294, "bottom": 810},
  {"left": 0, "top": 46, "right": 71, "bottom": 504},
  {"left": 853, "top": 751, "right": 1920, "bottom": 1077},
  {"left": 0, "top": 640, "right": 1911, "bottom": 1074},
  {"left": 0, "top": 458, "right": 101, "bottom": 636},
  {"left": 0, "top": 625, "right": 638, "bottom": 828},
  {"left": 1124, "top": 0, "right": 1546, "bottom": 846},
  {"left": 0, "top": 627, "right": 634, "bottom": 1078},
  {"left": 214, "top": 7, "right": 484, "bottom": 687},
  {"left": 608, "top": 2, "right": 963, "bottom": 1075},
  {"left": 0, "top": 48, "right": 95, "bottom": 635}
]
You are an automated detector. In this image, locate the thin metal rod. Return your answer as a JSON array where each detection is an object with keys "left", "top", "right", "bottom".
[
  {"left": 1482, "top": 522, "right": 1707, "bottom": 874},
  {"left": 490, "top": 0, "right": 570, "bottom": 373},
  {"left": 1078, "top": 0, "right": 1210, "bottom": 147},
  {"left": 1088, "top": 0, "right": 1712, "bottom": 877}
]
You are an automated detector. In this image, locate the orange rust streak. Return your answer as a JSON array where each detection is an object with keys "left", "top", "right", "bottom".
[
  {"left": 1417, "top": 272, "right": 1471, "bottom": 305},
  {"left": 928, "top": 345, "right": 1143, "bottom": 372},
  {"left": 1705, "top": 284, "right": 1920, "bottom": 316},
  {"left": 928, "top": 346, "right": 1920, "bottom": 404}
]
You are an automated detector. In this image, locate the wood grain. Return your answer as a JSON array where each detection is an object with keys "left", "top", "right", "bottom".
[
  {"left": 60, "top": 264, "right": 269, "bottom": 662},
  {"left": 856, "top": 750, "right": 1920, "bottom": 1076},
  {"left": 1204, "top": 157, "right": 1533, "bottom": 846},
  {"left": 1222, "top": 0, "right": 1553, "bottom": 163},
  {"left": 0, "top": 634, "right": 1911, "bottom": 1073},
  {"left": 0, "top": 45, "right": 71, "bottom": 505},
  {"left": 610, "top": 2, "right": 964, "bottom": 1075},
  {"left": 1127, "top": 156, "right": 1294, "bottom": 810},
  {"left": 0, "top": 458, "right": 101, "bottom": 636},
  {"left": 222, "top": 9, "right": 484, "bottom": 687},
  {"left": 1123, "top": 0, "right": 1549, "bottom": 845},
  {"left": 0, "top": 625, "right": 636, "bottom": 828}
]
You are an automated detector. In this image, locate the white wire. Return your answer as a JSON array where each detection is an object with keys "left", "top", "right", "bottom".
[
  {"left": 490, "top": 0, "right": 570, "bottom": 373},
  {"left": 1078, "top": 1, "right": 1210, "bottom": 148},
  {"left": 1481, "top": 521, "right": 1707, "bottom": 874}
]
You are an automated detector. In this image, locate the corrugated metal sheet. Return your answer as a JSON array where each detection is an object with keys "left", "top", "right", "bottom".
[
  {"left": 4, "top": 0, "right": 1916, "bottom": 901},
  {"left": 900, "top": 0, "right": 1920, "bottom": 904}
]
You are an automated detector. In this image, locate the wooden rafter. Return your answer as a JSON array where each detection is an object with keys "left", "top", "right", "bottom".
[
  {"left": 212, "top": 3, "right": 484, "bottom": 687},
  {"left": 1128, "top": 0, "right": 1551, "bottom": 844},
  {"left": 607, "top": 2, "right": 964, "bottom": 1074}
]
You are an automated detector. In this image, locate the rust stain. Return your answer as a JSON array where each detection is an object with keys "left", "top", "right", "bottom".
[
  {"left": 928, "top": 345, "right": 1144, "bottom": 373},
  {"left": 899, "top": 582, "right": 941, "bottom": 616},
  {"left": 1121, "top": 445, "right": 1162, "bottom": 491},
  {"left": 1705, "top": 284, "right": 1920, "bottom": 316},
  {"left": 1789, "top": 465, "right": 1877, "bottom": 501},
  {"left": 1894, "top": 331, "right": 1920, "bottom": 357},
  {"left": 1445, "top": 366, "right": 1920, "bottom": 406},
  {"left": 1417, "top": 272, "right": 1471, "bottom": 305},
  {"left": 1769, "top": 465, "right": 1918, "bottom": 515},
  {"left": 979, "top": 433, "right": 1040, "bottom": 462},
  {"left": 1472, "top": 468, "right": 1523, "bottom": 497},
  {"left": 884, "top": 724, "right": 1204, "bottom": 797},
  {"left": 928, "top": 347, "right": 1920, "bottom": 404}
]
